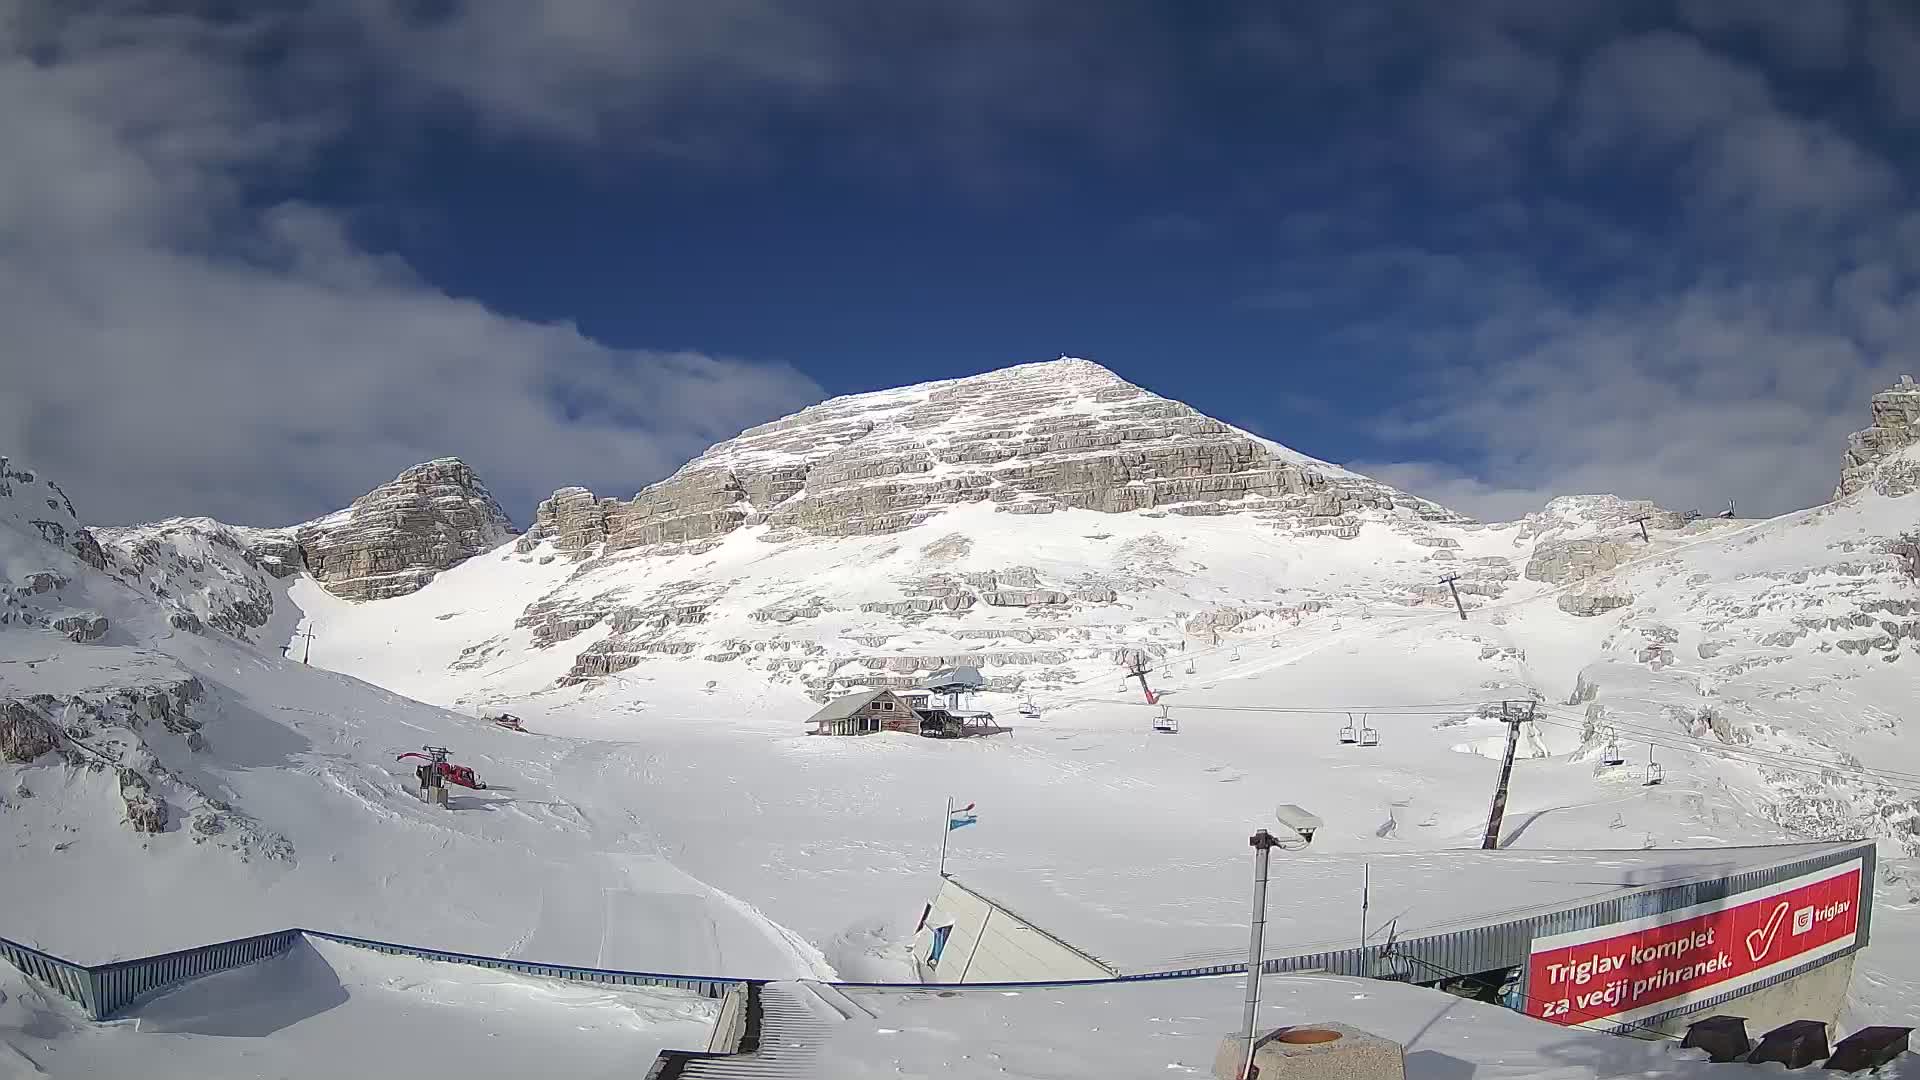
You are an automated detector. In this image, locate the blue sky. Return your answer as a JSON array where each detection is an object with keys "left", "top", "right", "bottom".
[{"left": 4, "top": 2, "right": 1918, "bottom": 525}]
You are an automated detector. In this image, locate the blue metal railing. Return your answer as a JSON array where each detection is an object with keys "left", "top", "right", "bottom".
[
  {"left": 304, "top": 930, "right": 741, "bottom": 999},
  {"left": 1, "top": 927, "right": 744, "bottom": 1021}
]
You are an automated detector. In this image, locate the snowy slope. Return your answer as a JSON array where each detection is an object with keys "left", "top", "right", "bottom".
[
  {"left": 0, "top": 459, "right": 828, "bottom": 980},
  {"left": 239, "top": 376, "right": 1915, "bottom": 1006},
  {"left": 7, "top": 364, "right": 1920, "bottom": 1063}
]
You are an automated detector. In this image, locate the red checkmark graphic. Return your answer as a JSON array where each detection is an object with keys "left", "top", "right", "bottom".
[{"left": 1746, "top": 901, "right": 1790, "bottom": 962}]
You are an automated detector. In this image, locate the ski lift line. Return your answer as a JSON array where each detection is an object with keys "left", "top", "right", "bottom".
[
  {"left": 1525, "top": 715, "right": 1920, "bottom": 795},
  {"left": 1529, "top": 706, "right": 1920, "bottom": 786},
  {"left": 1557, "top": 712, "right": 1920, "bottom": 784},
  {"left": 1039, "top": 695, "right": 1491, "bottom": 715},
  {"left": 1018, "top": 600, "right": 1435, "bottom": 710},
  {"left": 1523, "top": 713, "right": 1883, "bottom": 784}
]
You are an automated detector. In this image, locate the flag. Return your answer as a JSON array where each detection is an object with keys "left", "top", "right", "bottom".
[{"left": 948, "top": 802, "right": 978, "bottom": 830}]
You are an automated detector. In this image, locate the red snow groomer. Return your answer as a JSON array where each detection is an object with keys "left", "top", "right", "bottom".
[{"left": 397, "top": 748, "right": 486, "bottom": 790}]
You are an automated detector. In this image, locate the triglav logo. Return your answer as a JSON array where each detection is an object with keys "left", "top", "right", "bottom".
[{"left": 1745, "top": 902, "right": 1789, "bottom": 962}]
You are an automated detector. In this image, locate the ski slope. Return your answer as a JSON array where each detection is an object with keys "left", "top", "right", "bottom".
[{"left": 7, "top": 379, "right": 1920, "bottom": 1074}]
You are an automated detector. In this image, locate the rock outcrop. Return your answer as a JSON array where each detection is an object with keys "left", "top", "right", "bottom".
[
  {"left": 97, "top": 518, "right": 280, "bottom": 641},
  {"left": 1558, "top": 586, "right": 1633, "bottom": 617},
  {"left": 118, "top": 767, "right": 167, "bottom": 833},
  {"left": 0, "top": 701, "right": 59, "bottom": 762},
  {"left": 1838, "top": 375, "right": 1920, "bottom": 498},
  {"left": 0, "top": 456, "right": 111, "bottom": 572},
  {"left": 1526, "top": 538, "right": 1629, "bottom": 585},
  {"left": 52, "top": 612, "right": 108, "bottom": 643},
  {"left": 293, "top": 458, "right": 516, "bottom": 600},
  {"left": 515, "top": 486, "right": 611, "bottom": 554},
  {"left": 521, "top": 359, "right": 1463, "bottom": 560}
]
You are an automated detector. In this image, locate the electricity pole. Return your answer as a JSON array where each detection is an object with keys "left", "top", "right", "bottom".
[
  {"left": 1481, "top": 700, "right": 1535, "bottom": 850},
  {"left": 1629, "top": 514, "right": 1651, "bottom": 543},
  {"left": 1439, "top": 574, "right": 1466, "bottom": 621}
]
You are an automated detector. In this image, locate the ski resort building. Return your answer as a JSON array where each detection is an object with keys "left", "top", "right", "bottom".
[
  {"left": 804, "top": 689, "right": 921, "bottom": 735},
  {"left": 912, "top": 840, "right": 1876, "bottom": 1037}
]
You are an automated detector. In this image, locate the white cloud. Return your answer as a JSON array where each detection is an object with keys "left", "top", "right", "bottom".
[
  {"left": 1359, "top": 267, "right": 1920, "bottom": 519},
  {"left": 1568, "top": 31, "right": 1896, "bottom": 219},
  {"left": 0, "top": 6, "right": 821, "bottom": 526}
]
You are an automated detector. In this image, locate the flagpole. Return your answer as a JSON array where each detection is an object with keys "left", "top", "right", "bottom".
[{"left": 939, "top": 796, "right": 952, "bottom": 877}]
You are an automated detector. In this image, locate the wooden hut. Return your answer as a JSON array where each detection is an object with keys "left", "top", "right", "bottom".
[{"left": 805, "top": 689, "right": 918, "bottom": 735}]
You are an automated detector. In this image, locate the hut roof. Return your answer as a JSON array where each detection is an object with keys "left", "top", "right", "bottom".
[{"left": 804, "top": 689, "right": 892, "bottom": 725}]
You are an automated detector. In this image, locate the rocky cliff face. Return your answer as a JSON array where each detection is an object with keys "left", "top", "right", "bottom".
[
  {"left": 95, "top": 518, "right": 281, "bottom": 642},
  {"left": 515, "top": 359, "right": 1464, "bottom": 558},
  {"left": 1838, "top": 375, "right": 1920, "bottom": 499},
  {"left": 291, "top": 458, "right": 516, "bottom": 601}
]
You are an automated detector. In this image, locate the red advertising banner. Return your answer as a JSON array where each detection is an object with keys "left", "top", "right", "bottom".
[{"left": 1526, "top": 859, "right": 1862, "bottom": 1027}]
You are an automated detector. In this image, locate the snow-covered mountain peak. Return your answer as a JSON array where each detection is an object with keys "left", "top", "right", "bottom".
[{"left": 514, "top": 357, "right": 1464, "bottom": 563}]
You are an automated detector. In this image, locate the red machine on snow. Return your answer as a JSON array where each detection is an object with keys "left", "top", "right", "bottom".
[{"left": 397, "top": 748, "right": 486, "bottom": 790}]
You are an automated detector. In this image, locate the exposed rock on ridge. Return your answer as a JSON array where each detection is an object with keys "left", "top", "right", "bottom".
[
  {"left": 1838, "top": 375, "right": 1920, "bottom": 499},
  {"left": 519, "top": 358, "right": 1463, "bottom": 557}
]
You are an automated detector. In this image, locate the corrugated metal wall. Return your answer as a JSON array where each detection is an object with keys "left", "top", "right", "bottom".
[
  {"left": 0, "top": 934, "right": 97, "bottom": 1016},
  {"left": 91, "top": 929, "right": 303, "bottom": 1019},
  {"left": 1, "top": 927, "right": 742, "bottom": 1021}
]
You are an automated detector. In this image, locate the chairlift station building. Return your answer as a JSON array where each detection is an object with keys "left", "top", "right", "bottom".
[{"left": 912, "top": 839, "right": 1875, "bottom": 1037}]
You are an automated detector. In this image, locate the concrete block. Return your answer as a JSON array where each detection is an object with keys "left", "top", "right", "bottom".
[
  {"left": 1827, "top": 1026, "right": 1911, "bottom": 1072},
  {"left": 1749, "top": 1020, "right": 1829, "bottom": 1069},
  {"left": 1681, "top": 1015, "right": 1750, "bottom": 1062},
  {"left": 1213, "top": 1022, "right": 1405, "bottom": 1080}
]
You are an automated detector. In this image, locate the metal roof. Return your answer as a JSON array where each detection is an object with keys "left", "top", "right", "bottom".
[
  {"left": 803, "top": 690, "right": 891, "bottom": 725},
  {"left": 920, "top": 665, "right": 984, "bottom": 691}
]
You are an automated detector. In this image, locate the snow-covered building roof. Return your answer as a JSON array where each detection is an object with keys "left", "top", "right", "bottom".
[
  {"left": 942, "top": 841, "right": 1868, "bottom": 977},
  {"left": 802, "top": 690, "right": 895, "bottom": 725}
]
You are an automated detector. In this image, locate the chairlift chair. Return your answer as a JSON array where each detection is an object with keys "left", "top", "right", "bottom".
[
  {"left": 1184, "top": 659, "right": 1195, "bottom": 674},
  {"left": 1359, "top": 721, "right": 1380, "bottom": 748},
  {"left": 1018, "top": 700, "right": 1041, "bottom": 719},
  {"left": 1644, "top": 746, "right": 1663, "bottom": 785},
  {"left": 1338, "top": 713, "right": 1359, "bottom": 745},
  {"left": 1230, "top": 647, "right": 1241, "bottom": 661},
  {"left": 1600, "top": 731, "right": 1625, "bottom": 767},
  {"left": 1152, "top": 705, "right": 1179, "bottom": 734}
]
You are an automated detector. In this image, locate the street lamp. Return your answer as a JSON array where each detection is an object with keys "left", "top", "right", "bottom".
[{"left": 1236, "top": 804, "right": 1321, "bottom": 1080}]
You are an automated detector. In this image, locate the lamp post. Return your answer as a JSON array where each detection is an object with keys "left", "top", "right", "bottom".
[{"left": 1236, "top": 805, "right": 1320, "bottom": 1079}]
